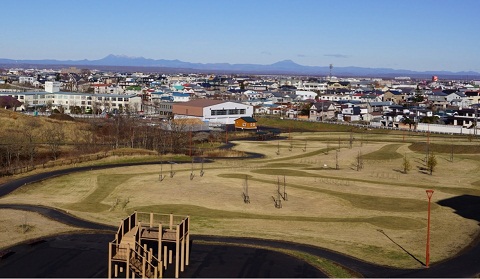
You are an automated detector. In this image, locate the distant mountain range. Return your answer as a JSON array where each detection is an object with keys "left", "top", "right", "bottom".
[{"left": 1, "top": 54, "right": 479, "bottom": 78}]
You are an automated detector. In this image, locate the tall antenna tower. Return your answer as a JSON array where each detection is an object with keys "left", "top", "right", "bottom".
[{"left": 329, "top": 64, "right": 333, "bottom": 81}]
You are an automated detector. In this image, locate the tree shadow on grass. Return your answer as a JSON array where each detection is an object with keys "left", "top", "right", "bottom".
[
  {"left": 437, "top": 195, "right": 480, "bottom": 225},
  {"left": 416, "top": 166, "right": 429, "bottom": 175},
  {"left": 377, "top": 229, "right": 425, "bottom": 266}
]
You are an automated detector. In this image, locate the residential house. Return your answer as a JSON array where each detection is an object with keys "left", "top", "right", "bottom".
[
  {"left": 366, "top": 101, "right": 393, "bottom": 113},
  {"left": 360, "top": 93, "right": 383, "bottom": 103},
  {"left": 381, "top": 105, "right": 406, "bottom": 127},
  {"left": 452, "top": 108, "right": 479, "bottom": 128},
  {"left": 383, "top": 90, "right": 407, "bottom": 104},
  {"left": 339, "top": 104, "right": 365, "bottom": 122},
  {"left": 327, "top": 81, "right": 350, "bottom": 91},
  {"left": 428, "top": 91, "right": 449, "bottom": 109},
  {"left": 309, "top": 101, "right": 336, "bottom": 121},
  {"left": 295, "top": 90, "right": 317, "bottom": 101},
  {"left": 269, "top": 92, "right": 293, "bottom": 104},
  {"left": 171, "top": 92, "right": 190, "bottom": 102},
  {"left": 318, "top": 94, "right": 350, "bottom": 102},
  {"left": 0, "top": 96, "right": 22, "bottom": 110},
  {"left": 446, "top": 91, "right": 469, "bottom": 107},
  {"left": 464, "top": 91, "right": 480, "bottom": 105},
  {"left": 234, "top": 116, "right": 257, "bottom": 130},
  {"left": 18, "top": 76, "right": 36, "bottom": 84}
]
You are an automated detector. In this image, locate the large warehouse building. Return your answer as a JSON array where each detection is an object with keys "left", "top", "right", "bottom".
[{"left": 172, "top": 99, "right": 254, "bottom": 125}]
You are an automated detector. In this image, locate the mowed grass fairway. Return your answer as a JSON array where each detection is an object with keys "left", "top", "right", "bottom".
[{"left": 1, "top": 131, "right": 479, "bottom": 269}]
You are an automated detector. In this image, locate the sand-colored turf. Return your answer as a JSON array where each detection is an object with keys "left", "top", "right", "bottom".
[
  {"left": 0, "top": 131, "right": 479, "bottom": 268},
  {"left": 0, "top": 209, "right": 81, "bottom": 249}
]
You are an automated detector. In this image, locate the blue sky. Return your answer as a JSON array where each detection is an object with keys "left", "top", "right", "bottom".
[{"left": 1, "top": 0, "right": 479, "bottom": 72}]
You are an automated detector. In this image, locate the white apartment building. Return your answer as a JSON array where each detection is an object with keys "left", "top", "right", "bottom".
[
  {"left": 296, "top": 81, "right": 328, "bottom": 93},
  {"left": 57, "top": 92, "right": 142, "bottom": 114},
  {"left": 0, "top": 91, "right": 142, "bottom": 114}
]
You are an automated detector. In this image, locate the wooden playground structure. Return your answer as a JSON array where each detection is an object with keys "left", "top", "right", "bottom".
[{"left": 108, "top": 211, "right": 190, "bottom": 278}]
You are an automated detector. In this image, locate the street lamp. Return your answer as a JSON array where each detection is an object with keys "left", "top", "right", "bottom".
[{"left": 425, "top": 189, "right": 434, "bottom": 268}]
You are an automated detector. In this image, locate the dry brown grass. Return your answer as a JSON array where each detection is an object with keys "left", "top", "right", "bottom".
[
  {"left": 0, "top": 209, "right": 80, "bottom": 249},
  {"left": 0, "top": 131, "right": 479, "bottom": 269}
]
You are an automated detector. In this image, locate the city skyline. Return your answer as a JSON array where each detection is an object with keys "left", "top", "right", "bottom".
[{"left": 2, "top": 0, "right": 480, "bottom": 72}]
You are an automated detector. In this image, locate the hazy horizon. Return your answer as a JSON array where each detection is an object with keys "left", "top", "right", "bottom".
[{"left": 2, "top": 0, "right": 480, "bottom": 72}]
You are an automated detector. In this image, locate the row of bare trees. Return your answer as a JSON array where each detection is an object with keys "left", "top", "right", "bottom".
[
  {"left": 0, "top": 114, "right": 225, "bottom": 176},
  {"left": 0, "top": 122, "right": 66, "bottom": 172}
]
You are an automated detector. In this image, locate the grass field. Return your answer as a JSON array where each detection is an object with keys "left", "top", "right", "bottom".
[
  {"left": 0, "top": 130, "right": 479, "bottom": 270},
  {"left": 0, "top": 209, "right": 80, "bottom": 249}
]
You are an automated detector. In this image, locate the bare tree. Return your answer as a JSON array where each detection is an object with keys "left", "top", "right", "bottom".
[
  {"left": 167, "top": 118, "right": 190, "bottom": 154},
  {"left": 44, "top": 124, "right": 65, "bottom": 160},
  {"left": 22, "top": 122, "right": 40, "bottom": 164}
]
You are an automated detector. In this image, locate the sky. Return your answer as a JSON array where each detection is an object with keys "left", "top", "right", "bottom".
[{"left": 1, "top": 0, "right": 480, "bottom": 72}]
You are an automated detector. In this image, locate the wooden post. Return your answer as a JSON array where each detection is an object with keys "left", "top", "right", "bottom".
[
  {"left": 108, "top": 242, "right": 112, "bottom": 278},
  {"left": 126, "top": 246, "right": 130, "bottom": 279},
  {"left": 175, "top": 225, "right": 180, "bottom": 278},
  {"left": 114, "top": 264, "right": 118, "bottom": 277},
  {"left": 164, "top": 246, "right": 168, "bottom": 268},
  {"left": 186, "top": 217, "right": 190, "bottom": 266},
  {"left": 150, "top": 213, "right": 153, "bottom": 228},
  {"left": 158, "top": 262, "right": 163, "bottom": 279},
  {"left": 142, "top": 252, "right": 146, "bottom": 278},
  {"left": 169, "top": 213, "right": 173, "bottom": 230},
  {"left": 158, "top": 224, "right": 162, "bottom": 266},
  {"left": 169, "top": 250, "right": 172, "bottom": 264},
  {"left": 181, "top": 222, "right": 185, "bottom": 272}
]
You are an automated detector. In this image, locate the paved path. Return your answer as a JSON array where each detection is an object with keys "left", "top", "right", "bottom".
[{"left": 0, "top": 162, "right": 479, "bottom": 277}]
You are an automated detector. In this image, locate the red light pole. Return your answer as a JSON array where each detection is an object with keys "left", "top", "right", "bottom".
[
  {"left": 425, "top": 189, "right": 434, "bottom": 268},
  {"left": 189, "top": 128, "right": 192, "bottom": 157}
]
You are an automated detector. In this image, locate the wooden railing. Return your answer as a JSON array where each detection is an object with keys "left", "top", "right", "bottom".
[
  {"left": 136, "top": 212, "right": 185, "bottom": 230},
  {"left": 129, "top": 240, "right": 162, "bottom": 278}
]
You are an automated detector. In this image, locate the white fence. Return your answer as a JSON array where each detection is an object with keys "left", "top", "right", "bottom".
[{"left": 416, "top": 123, "right": 478, "bottom": 135}]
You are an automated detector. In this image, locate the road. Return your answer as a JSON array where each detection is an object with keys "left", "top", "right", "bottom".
[{"left": 0, "top": 162, "right": 479, "bottom": 277}]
